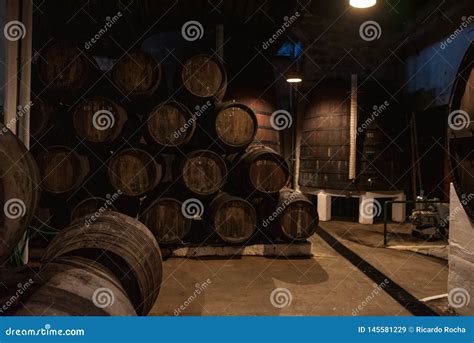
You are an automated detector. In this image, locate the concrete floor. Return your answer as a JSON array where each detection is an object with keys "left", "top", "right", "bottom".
[{"left": 151, "top": 221, "right": 449, "bottom": 316}]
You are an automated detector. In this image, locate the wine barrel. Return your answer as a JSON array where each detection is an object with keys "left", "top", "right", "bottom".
[
  {"left": 229, "top": 145, "right": 289, "bottom": 194},
  {"left": 70, "top": 196, "right": 118, "bottom": 221},
  {"left": 300, "top": 81, "right": 397, "bottom": 191},
  {"left": 275, "top": 190, "right": 318, "bottom": 241},
  {"left": 449, "top": 43, "right": 474, "bottom": 220},
  {"left": 0, "top": 123, "right": 41, "bottom": 264},
  {"left": 207, "top": 192, "right": 257, "bottom": 244},
  {"left": 177, "top": 150, "right": 227, "bottom": 196},
  {"left": 43, "top": 211, "right": 162, "bottom": 316},
  {"left": 145, "top": 101, "right": 196, "bottom": 148},
  {"left": 35, "top": 146, "right": 90, "bottom": 194},
  {"left": 73, "top": 96, "right": 127, "bottom": 144},
  {"left": 14, "top": 256, "right": 136, "bottom": 316},
  {"left": 111, "top": 51, "right": 162, "bottom": 98},
  {"left": 107, "top": 147, "right": 163, "bottom": 197},
  {"left": 140, "top": 197, "right": 191, "bottom": 244},
  {"left": 179, "top": 54, "right": 227, "bottom": 102},
  {"left": 30, "top": 98, "right": 54, "bottom": 138},
  {"left": 37, "top": 42, "right": 94, "bottom": 93},
  {"left": 224, "top": 87, "right": 281, "bottom": 153},
  {"left": 212, "top": 102, "right": 257, "bottom": 151}
]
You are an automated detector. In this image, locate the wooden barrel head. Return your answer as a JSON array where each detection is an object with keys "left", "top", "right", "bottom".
[
  {"left": 141, "top": 198, "right": 191, "bottom": 244},
  {"left": 211, "top": 198, "right": 256, "bottom": 243},
  {"left": 181, "top": 151, "right": 226, "bottom": 195},
  {"left": 147, "top": 102, "right": 195, "bottom": 147},
  {"left": 108, "top": 149, "right": 162, "bottom": 197},
  {"left": 248, "top": 153, "right": 288, "bottom": 193},
  {"left": 182, "top": 55, "right": 224, "bottom": 98},
  {"left": 111, "top": 51, "right": 162, "bottom": 97},
  {"left": 36, "top": 146, "right": 89, "bottom": 194},
  {"left": 38, "top": 43, "right": 91, "bottom": 92},
  {"left": 280, "top": 201, "right": 317, "bottom": 240},
  {"left": 215, "top": 103, "right": 257, "bottom": 148},
  {"left": 73, "top": 97, "right": 127, "bottom": 144}
]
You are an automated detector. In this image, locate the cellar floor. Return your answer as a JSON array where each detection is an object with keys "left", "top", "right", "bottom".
[{"left": 151, "top": 221, "right": 449, "bottom": 316}]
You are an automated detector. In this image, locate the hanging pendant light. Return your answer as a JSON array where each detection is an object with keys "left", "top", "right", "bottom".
[{"left": 350, "top": 0, "right": 376, "bottom": 8}]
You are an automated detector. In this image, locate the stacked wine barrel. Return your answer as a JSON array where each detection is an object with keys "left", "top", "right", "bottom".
[{"left": 29, "top": 43, "right": 318, "bottom": 249}]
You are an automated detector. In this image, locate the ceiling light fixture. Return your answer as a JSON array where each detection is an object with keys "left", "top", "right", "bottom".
[{"left": 349, "top": 0, "right": 376, "bottom": 8}]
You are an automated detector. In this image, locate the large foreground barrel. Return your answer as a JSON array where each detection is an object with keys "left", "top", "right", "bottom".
[
  {"left": 73, "top": 96, "right": 127, "bottom": 145},
  {"left": 140, "top": 197, "right": 192, "bottom": 244},
  {"left": 111, "top": 51, "right": 162, "bottom": 98},
  {"left": 38, "top": 42, "right": 94, "bottom": 93},
  {"left": 107, "top": 147, "right": 163, "bottom": 197},
  {"left": 145, "top": 101, "right": 196, "bottom": 148},
  {"left": 177, "top": 150, "right": 227, "bottom": 196},
  {"left": 212, "top": 102, "right": 257, "bottom": 151},
  {"left": 207, "top": 193, "right": 257, "bottom": 243},
  {"left": 43, "top": 211, "right": 162, "bottom": 316},
  {"left": 14, "top": 256, "right": 135, "bottom": 316},
  {"left": 448, "top": 42, "right": 473, "bottom": 220},
  {"left": 0, "top": 123, "right": 41, "bottom": 263},
  {"left": 35, "top": 146, "right": 90, "bottom": 194},
  {"left": 229, "top": 145, "right": 289, "bottom": 194},
  {"left": 179, "top": 54, "right": 227, "bottom": 102}
]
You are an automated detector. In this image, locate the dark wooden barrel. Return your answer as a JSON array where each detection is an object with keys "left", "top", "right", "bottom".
[
  {"left": 449, "top": 43, "right": 474, "bottom": 220},
  {"left": 207, "top": 192, "right": 257, "bottom": 244},
  {"left": 73, "top": 96, "right": 127, "bottom": 144},
  {"left": 0, "top": 123, "right": 41, "bottom": 264},
  {"left": 224, "top": 87, "right": 281, "bottom": 153},
  {"left": 42, "top": 211, "right": 162, "bottom": 316},
  {"left": 37, "top": 42, "right": 93, "bottom": 93},
  {"left": 213, "top": 102, "right": 257, "bottom": 151},
  {"left": 14, "top": 256, "right": 136, "bottom": 316},
  {"left": 70, "top": 196, "right": 118, "bottom": 221},
  {"left": 299, "top": 84, "right": 352, "bottom": 190},
  {"left": 180, "top": 54, "right": 227, "bottom": 102},
  {"left": 229, "top": 145, "right": 290, "bottom": 194},
  {"left": 177, "top": 150, "right": 227, "bottom": 196},
  {"left": 107, "top": 148, "right": 163, "bottom": 197},
  {"left": 145, "top": 101, "right": 196, "bottom": 148},
  {"left": 140, "top": 197, "right": 191, "bottom": 244},
  {"left": 30, "top": 98, "right": 54, "bottom": 138},
  {"left": 111, "top": 51, "right": 162, "bottom": 98},
  {"left": 35, "top": 146, "right": 90, "bottom": 194},
  {"left": 275, "top": 190, "right": 318, "bottom": 241}
]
